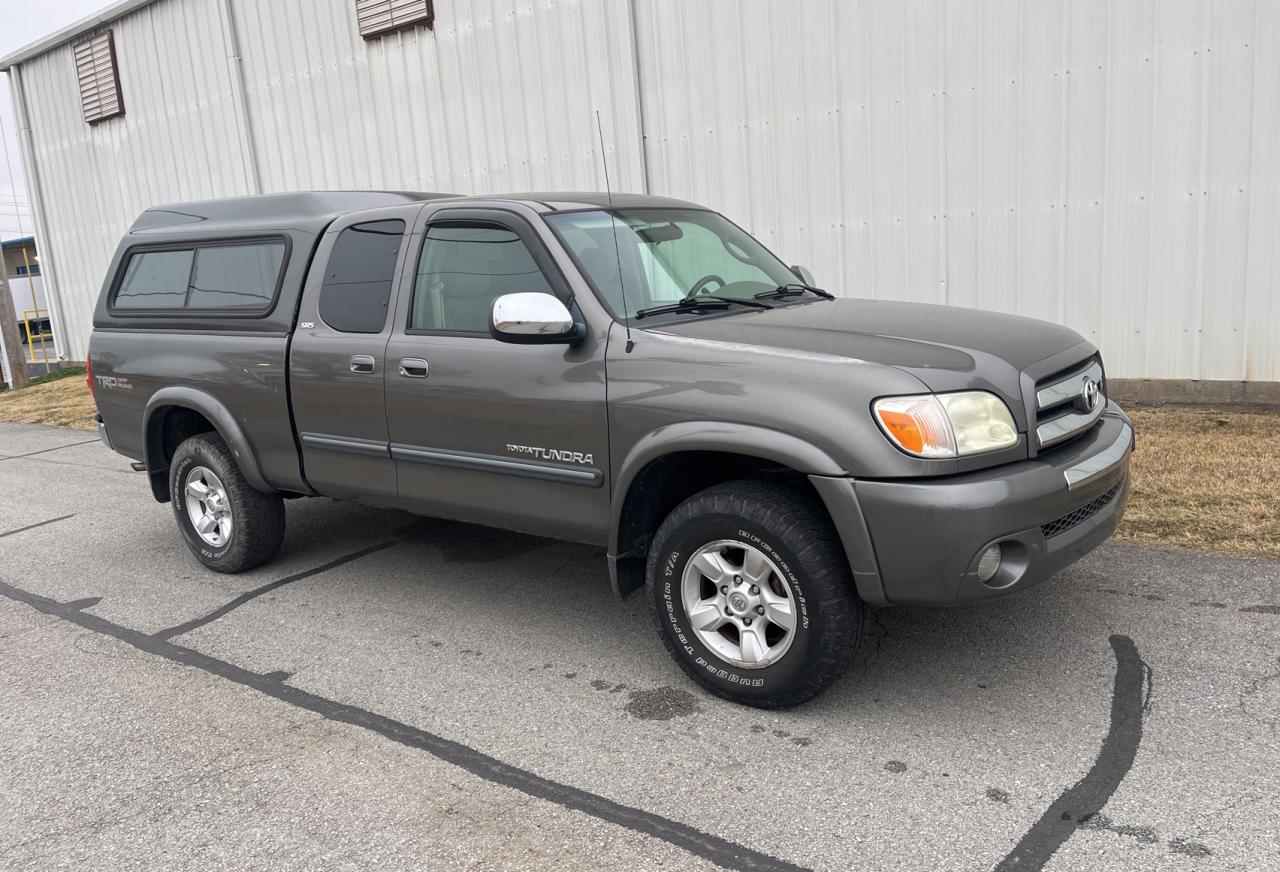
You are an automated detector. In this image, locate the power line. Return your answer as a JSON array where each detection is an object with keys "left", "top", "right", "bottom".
[{"left": 0, "top": 109, "right": 26, "bottom": 239}]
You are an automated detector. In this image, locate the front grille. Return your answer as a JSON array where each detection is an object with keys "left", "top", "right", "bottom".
[
  {"left": 1041, "top": 477, "right": 1125, "bottom": 539},
  {"left": 1034, "top": 355, "right": 1106, "bottom": 450}
]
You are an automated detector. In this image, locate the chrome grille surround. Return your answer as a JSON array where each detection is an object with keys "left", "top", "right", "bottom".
[{"left": 1035, "top": 358, "right": 1106, "bottom": 449}]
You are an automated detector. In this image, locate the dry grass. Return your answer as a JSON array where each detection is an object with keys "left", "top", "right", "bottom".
[
  {"left": 0, "top": 376, "right": 97, "bottom": 430},
  {"left": 0, "top": 377, "right": 1275, "bottom": 556},
  {"left": 1117, "top": 405, "right": 1280, "bottom": 558}
]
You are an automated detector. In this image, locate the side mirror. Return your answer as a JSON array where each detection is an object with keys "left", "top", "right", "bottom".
[
  {"left": 791, "top": 264, "right": 816, "bottom": 286},
  {"left": 490, "top": 293, "right": 584, "bottom": 345}
]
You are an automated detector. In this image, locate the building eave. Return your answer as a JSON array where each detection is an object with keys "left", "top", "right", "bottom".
[{"left": 0, "top": 0, "right": 161, "bottom": 71}]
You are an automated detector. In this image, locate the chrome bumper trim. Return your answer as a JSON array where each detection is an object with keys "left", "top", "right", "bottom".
[
  {"left": 96, "top": 419, "right": 112, "bottom": 451},
  {"left": 1063, "top": 421, "right": 1133, "bottom": 490}
]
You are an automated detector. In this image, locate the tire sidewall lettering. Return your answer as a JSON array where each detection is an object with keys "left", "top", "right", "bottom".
[
  {"left": 171, "top": 448, "right": 232, "bottom": 561},
  {"left": 736, "top": 527, "right": 810, "bottom": 631}
]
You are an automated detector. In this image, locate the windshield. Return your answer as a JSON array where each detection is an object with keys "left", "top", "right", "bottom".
[{"left": 545, "top": 209, "right": 800, "bottom": 320}]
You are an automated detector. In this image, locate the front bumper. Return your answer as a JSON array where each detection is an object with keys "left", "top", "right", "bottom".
[{"left": 811, "top": 405, "right": 1134, "bottom": 606}]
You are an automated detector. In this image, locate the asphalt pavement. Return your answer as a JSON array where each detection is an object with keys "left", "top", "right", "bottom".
[{"left": 1, "top": 421, "right": 1277, "bottom": 871}]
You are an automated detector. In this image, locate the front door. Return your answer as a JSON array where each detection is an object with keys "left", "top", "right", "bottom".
[
  {"left": 384, "top": 207, "right": 610, "bottom": 544},
  {"left": 291, "top": 207, "right": 416, "bottom": 502}
]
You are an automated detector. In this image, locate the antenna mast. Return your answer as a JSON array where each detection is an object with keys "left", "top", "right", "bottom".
[{"left": 596, "top": 111, "right": 634, "bottom": 352}]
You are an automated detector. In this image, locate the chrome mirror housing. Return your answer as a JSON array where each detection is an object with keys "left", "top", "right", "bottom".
[{"left": 490, "top": 293, "right": 582, "bottom": 344}]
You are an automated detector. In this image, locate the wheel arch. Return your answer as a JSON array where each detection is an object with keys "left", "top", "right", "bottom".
[
  {"left": 143, "top": 387, "right": 273, "bottom": 502},
  {"left": 608, "top": 422, "right": 848, "bottom": 599}
]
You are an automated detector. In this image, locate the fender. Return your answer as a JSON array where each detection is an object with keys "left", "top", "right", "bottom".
[
  {"left": 143, "top": 387, "right": 274, "bottom": 500},
  {"left": 608, "top": 420, "right": 846, "bottom": 561}
]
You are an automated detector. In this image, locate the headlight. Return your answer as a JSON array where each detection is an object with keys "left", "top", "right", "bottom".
[{"left": 873, "top": 391, "right": 1018, "bottom": 458}]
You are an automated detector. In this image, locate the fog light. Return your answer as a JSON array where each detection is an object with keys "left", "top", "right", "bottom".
[{"left": 976, "top": 544, "right": 1003, "bottom": 582}]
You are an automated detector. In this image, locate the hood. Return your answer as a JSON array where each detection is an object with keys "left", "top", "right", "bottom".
[{"left": 653, "top": 298, "right": 1095, "bottom": 422}]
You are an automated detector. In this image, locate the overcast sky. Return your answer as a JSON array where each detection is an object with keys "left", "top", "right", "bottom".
[{"left": 1, "top": 0, "right": 109, "bottom": 241}]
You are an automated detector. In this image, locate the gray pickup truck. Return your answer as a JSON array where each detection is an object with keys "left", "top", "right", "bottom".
[{"left": 89, "top": 190, "right": 1133, "bottom": 707}]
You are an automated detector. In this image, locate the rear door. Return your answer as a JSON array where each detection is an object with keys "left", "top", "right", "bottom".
[
  {"left": 290, "top": 206, "right": 419, "bottom": 501},
  {"left": 383, "top": 205, "right": 611, "bottom": 544}
]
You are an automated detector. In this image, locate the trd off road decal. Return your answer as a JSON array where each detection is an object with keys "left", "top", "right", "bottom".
[{"left": 94, "top": 375, "right": 133, "bottom": 391}]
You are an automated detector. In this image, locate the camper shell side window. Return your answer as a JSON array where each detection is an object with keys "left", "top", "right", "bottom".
[{"left": 107, "top": 237, "right": 291, "bottom": 317}]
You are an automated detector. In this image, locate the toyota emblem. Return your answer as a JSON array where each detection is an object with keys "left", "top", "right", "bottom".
[{"left": 1080, "top": 377, "right": 1101, "bottom": 412}]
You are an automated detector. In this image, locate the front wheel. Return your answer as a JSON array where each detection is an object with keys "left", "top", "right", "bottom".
[
  {"left": 169, "top": 432, "right": 285, "bottom": 573},
  {"left": 645, "top": 480, "right": 866, "bottom": 708}
]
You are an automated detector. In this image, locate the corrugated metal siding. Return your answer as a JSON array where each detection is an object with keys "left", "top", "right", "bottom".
[
  {"left": 17, "top": 0, "right": 642, "bottom": 359},
  {"left": 634, "top": 0, "right": 1280, "bottom": 381},
  {"left": 11, "top": 0, "right": 1280, "bottom": 379},
  {"left": 229, "top": 0, "right": 641, "bottom": 196},
  {"left": 15, "top": 0, "right": 256, "bottom": 360}
]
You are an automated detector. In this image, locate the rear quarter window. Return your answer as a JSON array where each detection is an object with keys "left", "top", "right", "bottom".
[
  {"left": 318, "top": 220, "right": 406, "bottom": 333},
  {"left": 111, "top": 240, "right": 286, "bottom": 313}
]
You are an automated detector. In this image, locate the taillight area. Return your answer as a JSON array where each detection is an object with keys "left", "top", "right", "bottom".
[{"left": 86, "top": 358, "right": 94, "bottom": 397}]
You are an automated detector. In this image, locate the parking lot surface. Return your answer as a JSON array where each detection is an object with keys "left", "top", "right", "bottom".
[{"left": 1, "top": 421, "right": 1278, "bottom": 871}]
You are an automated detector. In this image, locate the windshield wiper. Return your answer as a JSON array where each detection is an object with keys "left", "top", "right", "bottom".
[
  {"left": 753, "top": 283, "right": 835, "bottom": 301},
  {"left": 634, "top": 296, "right": 772, "bottom": 319}
]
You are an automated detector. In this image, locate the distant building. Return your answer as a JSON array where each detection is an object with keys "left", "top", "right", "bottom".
[
  {"left": 1, "top": 0, "right": 1277, "bottom": 392},
  {"left": 2, "top": 235, "right": 48, "bottom": 327},
  {"left": 2, "top": 235, "right": 40, "bottom": 279}
]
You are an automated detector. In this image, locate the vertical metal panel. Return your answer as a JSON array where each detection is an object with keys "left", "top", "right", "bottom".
[
  {"left": 634, "top": 0, "right": 1280, "bottom": 381},
  {"left": 229, "top": 0, "right": 642, "bottom": 197},
  {"left": 15, "top": 0, "right": 254, "bottom": 360},
  {"left": 1243, "top": 0, "right": 1280, "bottom": 383}
]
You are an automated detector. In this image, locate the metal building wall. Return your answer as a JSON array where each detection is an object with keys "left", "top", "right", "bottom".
[
  {"left": 9, "top": 0, "right": 1280, "bottom": 381},
  {"left": 230, "top": 0, "right": 642, "bottom": 196},
  {"left": 12, "top": 0, "right": 256, "bottom": 361},
  {"left": 633, "top": 0, "right": 1280, "bottom": 382},
  {"left": 11, "top": 0, "right": 642, "bottom": 360}
]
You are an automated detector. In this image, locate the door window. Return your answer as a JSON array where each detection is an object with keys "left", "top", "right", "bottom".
[
  {"left": 318, "top": 219, "right": 406, "bottom": 333},
  {"left": 409, "top": 222, "right": 555, "bottom": 333}
]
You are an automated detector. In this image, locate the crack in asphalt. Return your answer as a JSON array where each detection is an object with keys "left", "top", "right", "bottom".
[
  {"left": 0, "top": 575, "right": 808, "bottom": 872},
  {"left": 0, "top": 439, "right": 99, "bottom": 461},
  {"left": 0, "top": 514, "right": 76, "bottom": 539},
  {"left": 151, "top": 541, "right": 399, "bottom": 641},
  {"left": 994, "top": 635, "right": 1150, "bottom": 871}
]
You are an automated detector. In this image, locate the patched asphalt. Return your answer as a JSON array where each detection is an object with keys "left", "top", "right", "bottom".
[{"left": 1, "top": 421, "right": 1277, "bottom": 871}]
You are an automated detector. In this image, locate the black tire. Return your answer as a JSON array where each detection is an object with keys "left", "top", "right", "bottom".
[
  {"left": 169, "top": 432, "right": 285, "bottom": 573},
  {"left": 645, "top": 479, "right": 866, "bottom": 708}
]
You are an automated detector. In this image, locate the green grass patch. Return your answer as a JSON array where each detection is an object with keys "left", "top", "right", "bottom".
[{"left": 1, "top": 364, "right": 85, "bottom": 392}]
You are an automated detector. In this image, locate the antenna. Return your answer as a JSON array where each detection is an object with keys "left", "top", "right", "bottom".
[{"left": 596, "top": 110, "right": 635, "bottom": 352}]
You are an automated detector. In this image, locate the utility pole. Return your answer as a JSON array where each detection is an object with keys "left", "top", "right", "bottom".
[{"left": 0, "top": 249, "right": 31, "bottom": 390}]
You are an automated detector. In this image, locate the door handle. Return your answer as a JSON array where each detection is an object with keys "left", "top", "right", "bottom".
[
  {"left": 398, "top": 358, "right": 430, "bottom": 378},
  {"left": 349, "top": 354, "right": 376, "bottom": 374}
]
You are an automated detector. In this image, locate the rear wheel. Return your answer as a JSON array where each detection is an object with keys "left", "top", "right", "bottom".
[
  {"left": 169, "top": 432, "right": 285, "bottom": 573},
  {"left": 645, "top": 479, "right": 867, "bottom": 708}
]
